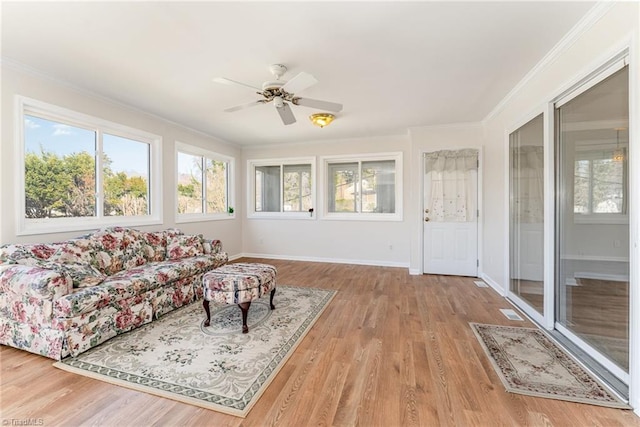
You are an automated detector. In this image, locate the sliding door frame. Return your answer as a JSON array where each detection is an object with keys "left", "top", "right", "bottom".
[
  {"left": 506, "top": 38, "right": 638, "bottom": 403},
  {"left": 552, "top": 51, "right": 631, "bottom": 385},
  {"left": 504, "top": 106, "right": 550, "bottom": 328}
]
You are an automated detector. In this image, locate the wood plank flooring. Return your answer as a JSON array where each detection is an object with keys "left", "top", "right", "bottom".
[{"left": 1, "top": 259, "right": 638, "bottom": 426}]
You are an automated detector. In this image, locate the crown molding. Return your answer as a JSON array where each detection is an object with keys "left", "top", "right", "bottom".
[
  {"left": 482, "top": 1, "right": 615, "bottom": 124},
  {"left": 408, "top": 121, "right": 483, "bottom": 132},
  {"left": 239, "top": 131, "right": 410, "bottom": 151}
]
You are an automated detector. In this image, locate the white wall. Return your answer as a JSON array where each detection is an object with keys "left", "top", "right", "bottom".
[
  {"left": 0, "top": 64, "right": 243, "bottom": 254},
  {"left": 241, "top": 135, "right": 411, "bottom": 266}
]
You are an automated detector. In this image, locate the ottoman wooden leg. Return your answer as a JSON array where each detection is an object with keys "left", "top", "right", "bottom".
[
  {"left": 270, "top": 288, "right": 276, "bottom": 310},
  {"left": 203, "top": 300, "right": 211, "bottom": 327},
  {"left": 238, "top": 301, "right": 251, "bottom": 333}
]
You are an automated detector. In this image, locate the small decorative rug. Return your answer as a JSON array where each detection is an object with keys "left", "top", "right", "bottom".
[
  {"left": 470, "top": 323, "right": 629, "bottom": 408},
  {"left": 54, "top": 286, "right": 336, "bottom": 417}
]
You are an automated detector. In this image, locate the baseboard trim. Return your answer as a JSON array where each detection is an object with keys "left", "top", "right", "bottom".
[
  {"left": 479, "top": 273, "right": 506, "bottom": 297},
  {"left": 574, "top": 271, "right": 629, "bottom": 282},
  {"left": 409, "top": 268, "right": 422, "bottom": 276},
  {"left": 230, "top": 252, "right": 410, "bottom": 269}
]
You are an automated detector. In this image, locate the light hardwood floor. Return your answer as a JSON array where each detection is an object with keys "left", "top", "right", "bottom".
[{"left": 1, "top": 258, "right": 638, "bottom": 426}]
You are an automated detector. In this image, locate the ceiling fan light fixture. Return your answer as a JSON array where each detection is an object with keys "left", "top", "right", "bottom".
[
  {"left": 613, "top": 127, "right": 626, "bottom": 162},
  {"left": 309, "top": 113, "right": 335, "bottom": 128}
]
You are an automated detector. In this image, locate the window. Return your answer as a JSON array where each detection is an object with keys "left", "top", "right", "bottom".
[
  {"left": 323, "top": 153, "right": 402, "bottom": 220},
  {"left": 248, "top": 158, "right": 314, "bottom": 218},
  {"left": 18, "top": 97, "right": 161, "bottom": 235},
  {"left": 574, "top": 148, "right": 627, "bottom": 216},
  {"left": 176, "top": 142, "right": 234, "bottom": 222}
]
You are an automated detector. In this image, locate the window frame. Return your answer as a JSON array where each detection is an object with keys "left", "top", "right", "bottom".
[
  {"left": 247, "top": 157, "right": 316, "bottom": 220},
  {"left": 321, "top": 152, "right": 403, "bottom": 221},
  {"left": 175, "top": 141, "right": 235, "bottom": 223},
  {"left": 16, "top": 96, "right": 162, "bottom": 236}
]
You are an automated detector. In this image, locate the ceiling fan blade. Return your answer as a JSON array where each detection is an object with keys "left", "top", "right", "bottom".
[
  {"left": 282, "top": 72, "right": 318, "bottom": 94},
  {"left": 276, "top": 103, "right": 296, "bottom": 125},
  {"left": 223, "top": 100, "right": 265, "bottom": 113},
  {"left": 213, "top": 77, "right": 261, "bottom": 92},
  {"left": 293, "top": 97, "right": 343, "bottom": 112}
]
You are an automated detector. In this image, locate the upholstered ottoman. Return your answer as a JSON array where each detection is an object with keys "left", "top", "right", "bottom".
[{"left": 202, "top": 263, "right": 277, "bottom": 333}]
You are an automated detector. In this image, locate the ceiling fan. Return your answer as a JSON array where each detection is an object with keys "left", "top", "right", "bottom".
[{"left": 213, "top": 64, "right": 343, "bottom": 126}]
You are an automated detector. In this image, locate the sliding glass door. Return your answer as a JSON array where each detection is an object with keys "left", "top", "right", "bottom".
[
  {"left": 509, "top": 114, "right": 545, "bottom": 319},
  {"left": 555, "top": 63, "right": 629, "bottom": 379}
]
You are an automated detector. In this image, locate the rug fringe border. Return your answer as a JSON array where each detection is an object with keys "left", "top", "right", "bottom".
[{"left": 53, "top": 359, "right": 246, "bottom": 417}]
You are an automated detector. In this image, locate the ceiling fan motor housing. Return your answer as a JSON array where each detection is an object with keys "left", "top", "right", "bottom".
[{"left": 262, "top": 80, "right": 285, "bottom": 91}]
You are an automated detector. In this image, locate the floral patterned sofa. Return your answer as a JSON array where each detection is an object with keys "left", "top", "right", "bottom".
[{"left": 0, "top": 227, "right": 228, "bottom": 360}]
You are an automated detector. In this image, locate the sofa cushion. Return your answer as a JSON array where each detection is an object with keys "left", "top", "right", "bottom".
[
  {"left": 167, "top": 234, "right": 205, "bottom": 260},
  {"left": 0, "top": 243, "right": 61, "bottom": 266},
  {"left": 140, "top": 231, "right": 167, "bottom": 262},
  {"left": 0, "top": 264, "right": 72, "bottom": 300},
  {"left": 53, "top": 254, "right": 227, "bottom": 318},
  {"left": 43, "top": 262, "right": 105, "bottom": 288},
  {"left": 90, "top": 228, "right": 146, "bottom": 275},
  {"left": 47, "top": 239, "right": 97, "bottom": 266}
]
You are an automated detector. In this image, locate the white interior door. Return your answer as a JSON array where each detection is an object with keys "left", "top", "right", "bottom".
[{"left": 423, "top": 149, "right": 478, "bottom": 276}]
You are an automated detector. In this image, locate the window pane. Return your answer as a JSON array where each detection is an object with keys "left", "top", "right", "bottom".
[
  {"left": 556, "top": 65, "right": 629, "bottom": 371},
  {"left": 574, "top": 160, "right": 590, "bottom": 214},
  {"left": 592, "top": 157, "right": 624, "bottom": 213},
  {"left": 177, "top": 153, "right": 203, "bottom": 214},
  {"left": 24, "top": 115, "right": 96, "bottom": 218},
  {"left": 103, "top": 134, "right": 149, "bottom": 216},
  {"left": 255, "top": 166, "right": 281, "bottom": 212},
  {"left": 328, "top": 162, "right": 358, "bottom": 213},
  {"left": 205, "top": 159, "right": 228, "bottom": 214},
  {"left": 361, "top": 160, "right": 395, "bottom": 213},
  {"left": 574, "top": 153, "right": 626, "bottom": 215},
  {"left": 509, "top": 114, "right": 544, "bottom": 316},
  {"left": 283, "top": 164, "right": 312, "bottom": 212}
]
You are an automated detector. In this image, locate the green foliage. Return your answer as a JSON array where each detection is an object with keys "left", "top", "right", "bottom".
[
  {"left": 25, "top": 151, "right": 70, "bottom": 218},
  {"left": 24, "top": 148, "right": 147, "bottom": 218},
  {"left": 177, "top": 157, "right": 228, "bottom": 214},
  {"left": 178, "top": 183, "right": 196, "bottom": 198}
]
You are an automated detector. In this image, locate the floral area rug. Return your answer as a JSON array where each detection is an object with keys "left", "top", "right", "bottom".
[
  {"left": 470, "top": 323, "right": 629, "bottom": 408},
  {"left": 54, "top": 286, "right": 336, "bottom": 417}
]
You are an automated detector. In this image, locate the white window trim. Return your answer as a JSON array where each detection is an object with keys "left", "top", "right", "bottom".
[
  {"left": 320, "top": 152, "right": 403, "bottom": 221},
  {"left": 15, "top": 96, "right": 162, "bottom": 236},
  {"left": 247, "top": 157, "right": 316, "bottom": 220},
  {"left": 175, "top": 141, "right": 235, "bottom": 223}
]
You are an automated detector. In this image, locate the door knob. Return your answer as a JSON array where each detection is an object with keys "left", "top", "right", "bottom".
[
  {"left": 425, "top": 209, "right": 430, "bottom": 213},
  {"left": 425, "top": 217, "right": 430, "bottom": 222}
]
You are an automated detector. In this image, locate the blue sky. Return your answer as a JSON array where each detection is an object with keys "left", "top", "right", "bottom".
[{"left": 24, "top": 115, "right": 148, "bottom": 175}]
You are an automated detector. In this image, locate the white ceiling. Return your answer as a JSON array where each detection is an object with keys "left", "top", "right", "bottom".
[{"left": 1, "top": 1, "right": 596, "bottom": 146}]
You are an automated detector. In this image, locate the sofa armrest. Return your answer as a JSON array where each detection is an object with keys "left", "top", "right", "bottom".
[
  {"left": 0, "top": 264, "right": 72, "bottom": 300},
  {"left": 204, "top": 239, "right": 223, "bottom": 255}
]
